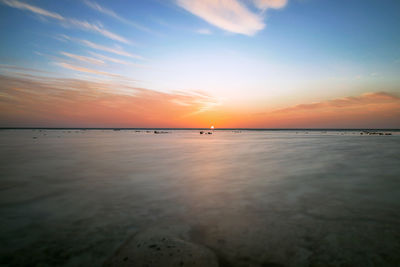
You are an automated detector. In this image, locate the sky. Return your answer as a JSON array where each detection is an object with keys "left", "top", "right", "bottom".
[{"left": 0, "top": 0, "right": 399, "bottom": 128}]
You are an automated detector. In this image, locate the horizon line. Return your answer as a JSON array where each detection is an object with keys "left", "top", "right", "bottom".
[{"left": 1, "top": 127, "right": 399, "bottom": 131}]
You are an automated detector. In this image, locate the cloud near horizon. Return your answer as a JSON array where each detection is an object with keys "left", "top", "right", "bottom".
[
  {"left": 0, "top": 70, "right": 399, "bottom": 128},
  {"left": 0, "top": 73, "right": 220, "bottom": 127},
  {"left": 176, "top": 0, "right": 288, "bottom": 36},
  {"left": 272, "top": 92, "right": 400, "bottom": 114},
  {"left": 244, "top": 92, "right": 400, "bottom": 128}
]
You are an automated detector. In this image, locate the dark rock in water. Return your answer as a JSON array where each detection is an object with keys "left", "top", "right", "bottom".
[
  {"left": 200, "top": 131, "right": 204, "bottom": 134},
  {"left": 154, "top": 131, "right": 169, "bottom": 134},
  {"left": 365, "top": 131, "right": 393, "bottom": 136},
  {"left": 32, "top": 137, "right": 37, "bottom": 139},
  {"left": 207, "top": 132, "right": 212, "bottom": 135},
  {"left": 104, "top": 227, "right": 218, "bottom": 267}
]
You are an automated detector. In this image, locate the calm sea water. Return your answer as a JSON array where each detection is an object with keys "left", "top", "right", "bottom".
[{"left": 1, "top": 130, "right": 400, "bottom": 266}]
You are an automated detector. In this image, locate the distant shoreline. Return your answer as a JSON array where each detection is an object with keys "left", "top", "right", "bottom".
[{"left": 1, "top": 128, "right": 399, "bottom": 131}]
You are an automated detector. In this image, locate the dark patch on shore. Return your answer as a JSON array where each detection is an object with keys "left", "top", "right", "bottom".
[{"left": 104, "top": 225, "right": 218, "bottom": 267}]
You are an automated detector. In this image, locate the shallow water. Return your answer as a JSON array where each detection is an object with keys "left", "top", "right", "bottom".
[{"left": 1, "top": 130, "right": 400, "bottom": 266}]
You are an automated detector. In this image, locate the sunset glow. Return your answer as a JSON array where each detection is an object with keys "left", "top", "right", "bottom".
[{"left": 0, "top": 0, "right": 399, "bottom": 128}]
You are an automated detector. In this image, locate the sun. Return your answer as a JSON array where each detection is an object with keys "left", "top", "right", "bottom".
[{"left": 210, "top": 125, "right": 215, "bottom": 130}]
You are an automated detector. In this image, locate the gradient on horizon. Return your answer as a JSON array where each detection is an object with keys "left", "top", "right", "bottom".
[{"left": 0, "top": 0, "right": 399, "bottom": 128}]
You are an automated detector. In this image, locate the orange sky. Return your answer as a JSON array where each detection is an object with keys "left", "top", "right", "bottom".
[{"left": 1, "top": 73, "right": 399, "bottom": 128}]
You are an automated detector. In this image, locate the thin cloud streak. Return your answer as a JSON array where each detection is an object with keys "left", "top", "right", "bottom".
[
  {"left": 66, "top": 19, "right": 129, "bottom": 44},
  {"left": 54, "top": 35, "right": 144, "bottom": 63},
  {"left": 88, "top": 52, "right": 130, "bottom": 65},
  {"left": 0, "top": 0, "right": 130, "bottom": 43},
  {"left": 272, "top": 92, "right": 400, "bottom": 114},
  {"left": 55, "top": 62, "right": 121, "bottom": 78},
  {"left": 1, "top": 0, "right": 63, "bottom": 19},
  {"left": 80, "top": 40, "right": 143, "bottom": 59},
  {"left": 0, "top": 64, "right": 53, "bottom": 74},
  {"left": 84, "top": 0, "right": 156, "bottom": 35},
  {"left": 235, "top": 92, "right": 400, "bottom": 128},
  {"left": 61, "top": 52, "right": 104, "bottom": 65}
]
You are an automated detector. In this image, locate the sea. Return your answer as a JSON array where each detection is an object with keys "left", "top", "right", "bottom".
[{"left": 1, "top": 129, "right": 399, "bottom": 266}]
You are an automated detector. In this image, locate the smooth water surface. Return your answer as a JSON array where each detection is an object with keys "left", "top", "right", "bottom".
[{"left": 1, "top": 130, "right": 400, "bottom": 266}]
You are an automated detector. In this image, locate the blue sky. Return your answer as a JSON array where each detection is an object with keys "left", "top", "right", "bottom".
[{"left": 0, "top": 0, "right": 399, "bottom": 127}]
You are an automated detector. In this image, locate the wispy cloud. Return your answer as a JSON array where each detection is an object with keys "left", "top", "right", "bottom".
[
  {"left": 0, "top": 64, "right": 53, "bottom": 74},
  {"left": 61, "top": 52, "right": 104, "bottom": 65},
  {"left": 0, "top": 73, "right": 219, "bottom": 127},
  {"left": 66, "top": 19, "right": 129, "bottom": 44},
  {"left": 172, "top": 90, "right": 221, "bottom": 116},
  {"left": 88, "top": 52, "right": 130, "bottom": 65},
  {"left": 176, "top": 0, "right": 288, "bottom": 36},
  {"left": 84, "top": 0, "right": 121, "bottom": 20},
  {"left": 0, "top": 0, "right": 64, "bottom": 20},
  {"left": 0, "top": 0, "right": 130, "bottom": 43},
  {"left": 177, "top": 0, "right": 264, "bottom": 36},
  {"left": 84, "top": 0, "right": 155, "bottom": 35},
  {"left": 273, "top": 92, "right": 400, "bottom": 114},
  {"left": 0, "top": 69, "right": 398, "bottom": 128},
  {"left": 55, "top": 62, "right": 121, "bottom": 78},
  {"left": 53, "top": 34, "right": 145, "bottom": 66},
  {"left": 242, "top": 92, "right": 400, "bottom": 128},
  {"left": 80, "top": 40, "right": 143, "bottom": 60}
]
